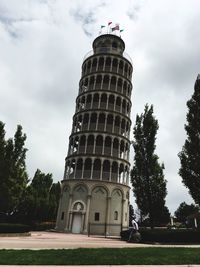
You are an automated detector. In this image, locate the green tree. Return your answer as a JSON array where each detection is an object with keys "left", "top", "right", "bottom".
[
  {"left": 179, "top": 75, "right": 200, "bottom": 206},
  {"left": 174, "top": 202, "right": 199, "bottom": 223},
  {"left": 131, "top": 104, "right": 168, "bottom": 228},
  {"left": 0, "top": 122, "right": 7, "bottom": 214},
  {"left": 48, "top": 182, "right": 61, "bottom": 221},
  {"left": 21, "top": 169, "right": 53, "bottom": 222},
  {"left": 0, "top": 123, "right": 28, "bottom": 215},
  {"left": 129, "top": 204, "right": 135, "bottom": 226}
]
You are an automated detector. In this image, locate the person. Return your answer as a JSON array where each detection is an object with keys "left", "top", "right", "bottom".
[{"left": 128, "top": 215, "right": 139, "bottom": 242}]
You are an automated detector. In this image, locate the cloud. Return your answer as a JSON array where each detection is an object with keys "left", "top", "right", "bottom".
[
  {"left": 0, "top": 0, "right": 200, "bottom": 214},
  {"left": 70, "top": 0, "right": 106, "bottom": 37}
]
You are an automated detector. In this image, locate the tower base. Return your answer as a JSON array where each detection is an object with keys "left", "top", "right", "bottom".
[{"left": 56, "top": 179, "right": 130, "bottom": 236}]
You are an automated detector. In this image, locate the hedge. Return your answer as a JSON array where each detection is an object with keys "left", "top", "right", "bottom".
[
  {"left": 31, "top": 222, "right": 55, "bottom": 231},
  {"left": 121, "top": 228, "right": 200, "bottom": 243},
  {"left": 0, "top": 223, "right": 31, "bottom": 233}
]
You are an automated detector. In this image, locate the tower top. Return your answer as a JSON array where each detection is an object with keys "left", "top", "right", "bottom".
[
  {"left": 197, "top": 74, "right": 200, "bottom": 80},
  {"left": 92, "top": 34, "right": 125, "bottom": 56}
]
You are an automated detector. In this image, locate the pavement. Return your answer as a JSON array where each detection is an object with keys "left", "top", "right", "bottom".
[{"left": 0, "top": 231, "right": 200, "bottom": 249}]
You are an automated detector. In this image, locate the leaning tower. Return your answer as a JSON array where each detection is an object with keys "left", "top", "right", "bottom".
[{"left": 56, "top": 33, "right": 133, "bottom": 236}]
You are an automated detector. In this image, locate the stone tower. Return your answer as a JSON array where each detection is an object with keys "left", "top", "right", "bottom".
[{"left": 56, "top": 33, "right": 133, "bottom": 236}]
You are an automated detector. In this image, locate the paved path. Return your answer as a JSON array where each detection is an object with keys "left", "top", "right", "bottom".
[{"left": 0, "top": 232, "right": 200, "bottom": 249}]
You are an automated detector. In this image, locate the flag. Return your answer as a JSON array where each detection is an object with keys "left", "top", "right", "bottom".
[
  {"left": 112, "top": 24, "right": 120, "bottom": 31},
  {"left": 101, "top": 25, "right": 105, "bottom": 29},
  {"left": 108, "top": 21, "right": 112, "bottom": 25}
]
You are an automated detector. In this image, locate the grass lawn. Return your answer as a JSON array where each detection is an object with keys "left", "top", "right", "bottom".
[{"left": 0, "top": 247, "right": 200, "bottom": 265}]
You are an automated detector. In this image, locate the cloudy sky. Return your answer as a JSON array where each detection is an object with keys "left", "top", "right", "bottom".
[{"left": 0, "top": 0, "right": 200, "bottom": 214}]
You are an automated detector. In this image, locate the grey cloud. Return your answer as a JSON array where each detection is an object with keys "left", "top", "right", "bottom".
[
  {"left": 70, "top": 8, "right": 96, "bottom": 37},
  {"left": 127, "top": 0, "right": 145, "bottom": 21},
  {"left": 70, "top": 1, "right": 106, "bottom": 37}
]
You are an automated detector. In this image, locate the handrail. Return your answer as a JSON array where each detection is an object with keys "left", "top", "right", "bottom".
[{"left": 83, "top": 48, "right": 132, "bottom": 64}]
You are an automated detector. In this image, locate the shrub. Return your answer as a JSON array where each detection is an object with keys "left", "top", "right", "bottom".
[
  {"left": 31, "top": 222, "right": 55, "bottom": 231},
  {"left": 0, "top": 223, "right": 30, "bottom": 233},
  {"left": 121, "top": 228, "right": 200, "bottom": 243}
]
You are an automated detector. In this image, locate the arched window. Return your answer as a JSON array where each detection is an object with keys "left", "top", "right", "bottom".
[
  {"left": 102, "top": 75, "right": 109, "bottom": 90},
  {"left": 110, "top": 76, "right": 116, "bottom": 91},
  {"left": 93, "top": 159, "right": 101, "bottom": 179},
  {"left": 76, "top": 158, "right": 83, "bottom": 179},
  {"left": 95, "top": 135, "right": 103, "bottom": 154},
  {"left": 112, "top": 59, "right": 118, "bottom": 72},
  {"left": 112, "top": 42, "right": 117, "bottom": 49},
  {"left": 89, "top": 76, "right": 94, "bottom": 90},
  {"left": 99, "top": 57, "right": 104, "bottom": 70},
  {"left": 83, "top": 158, "right": 92, "bottom": 178},
  {"left": 93, "top": 93, "right": 99, "bottom": 108},
  {"left": 96, "top": 75, "right": 102, "bottom": 89},
  {"left": 117, "top": 78, "right": 123, "bottom": 93},
  {"left": 111, "top": 161, "right": 118, "bottom": 182},
  {"left": 114, "top": 211, "right": 118, "bottom": 220},
  {"left": 105, "top": 57, "right": 111, "bottom": 71},
  {"left": 113, "top": 138, "right": 119, "bottom": 157},
  {"left": 86, "top": 94, "right": 92, "bottom": 109},
  {"left": 116, "top": 97, "right": 121, "bottom": 112},
  {"left": 90, "top": 113, "right": 97, "bottom": 129},
  {"left": 98, "top": 113, "right": 105, "bottom": 131},
  {"left": 92, "top": 58, "right": 97, "bottom": 71},
  {"left": 101, "top": 94, "right": 107, "bottom": 109},
  {"left": 83, "top": 113, "right": 89, "bottom": 131},
  {"left": 79, "top": 135, "right": 86, "bottom": 153},
  {"left": 87, "top": 135, "right": 94, "bottom": 153},
  {"left": 102, "top": 160, "right": 110, "bottom": 180},
  {"left": 106, "top": 114, "right": 113, "bottom": 132},
  {"left": 104, "top": 136, "right": 112, "bottom": 156}
]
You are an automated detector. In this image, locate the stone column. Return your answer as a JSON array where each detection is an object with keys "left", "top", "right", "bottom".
[
  {"left": 93, "top": 75, "right": 97, "bottom": 90},
  {"left": 93, "top": 136, "right": 96, "bottom": 154},
  {"left": 103, "top": 57, "right": 106, "bottom": 71},
  {"left": 108, "top": 76, "right": 111, "bottom": 90},
  {"left": 100, "top": 75, "right": 103, "bottom": 90},
  {"left": 102, "top": 136, "right": 105, "bottom": 155},
  {"left": 104, "top": 114, "right": 108, "bottom": 131},
  {"left": 64, "top": 193, "right": 73, "bottom": 232},
  {"left": 87, "top": 113, "right": 91, "bottom": 131},
  {"left": 111, "top": 138, "right": 114, "bottom": 157},
  {"left": 73, "top": 159, "right": 77, "bottom": 179},
  {"left": 98, "top": 93, "right": 101, "bottom": 109},
  {"left": 115, "top": 77, "right": 118, "bottom": 92},
  {"left": 106, "top": 93, "right": 109, "bottom": 109},
  {"left": 90, "top": 161, "right": 94, "bottom": 179},
  {"left": 81, "top": 159, "right": 85, "bottom": 179},
  {"left": 96, "top": 114, "right": 99, "bottom": 131},
  {"left": 84, "top": 137, "right": 88, "bottom": 154},
  {"left": 109, "top": 164, "right": 112, "bottom": 181},
  {"left": 106, "top": 196, "right": 111, "bottom": 235},
  {"left": 91, "top": 93, "right": 94, "bottom": 109},
  {"left": 83, "top": 195, "right": 91, "bottom": 233},
  {"left": 121, "top": 198, "right": 126, "bottom": 231},
  {"left": 100, "top": 159, "right": 103, "bottom": 180}
]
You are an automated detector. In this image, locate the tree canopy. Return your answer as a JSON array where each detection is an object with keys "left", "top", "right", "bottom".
[
  {"left": 131, "top": 104, "right": 168, "bottom": 227},
  {"left": 174, "top": 202, "right": 199, "bottom": 223},
  {"left": 179, "top": 76, "right": 200, "bottom": 206},
  {"left": 0, "top": 123, "right": 28, "bottom": 215},
  {"left": 0, "top": 121, "right": 60, "bottom": 224}
]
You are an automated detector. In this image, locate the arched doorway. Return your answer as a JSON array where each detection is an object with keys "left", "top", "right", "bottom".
[
  {"left": 72, "top": 213, "right": 82, "bottom": 233},
  {"left": 71, "top": 201, "right": 85, "bottom": 234}
]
